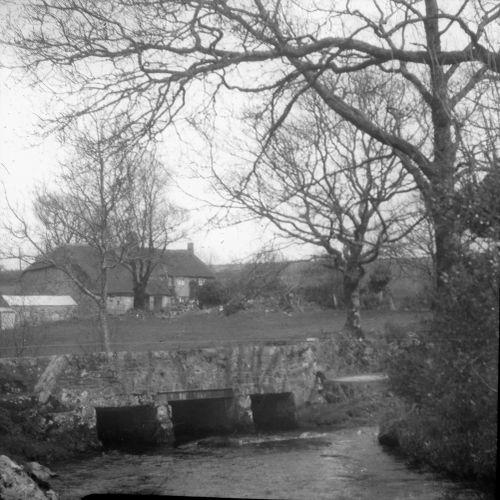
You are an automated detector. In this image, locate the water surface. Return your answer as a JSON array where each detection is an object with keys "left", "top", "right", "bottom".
[{"left": 51, "top": 427, "right": 490, "bottom": 499}]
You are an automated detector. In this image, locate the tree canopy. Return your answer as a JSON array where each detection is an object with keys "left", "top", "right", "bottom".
[{"left": 8, "top": 0, "right": 500, "bottom": 286}]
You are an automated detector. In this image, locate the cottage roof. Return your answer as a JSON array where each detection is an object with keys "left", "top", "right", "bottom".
[
  {"left": 0, "top": 270, "right": 23, "bottom": 295},
  {"left": 23, "top": 244, "right": 213, "bottom": 296},
  {"left": 161, "top": 250, "right": 214, "bottom": 278},
  {"left": 23, "top": 245, "right": 134, "bottom": 295}
]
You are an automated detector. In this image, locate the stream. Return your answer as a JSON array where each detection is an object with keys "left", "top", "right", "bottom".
[{"left": 50, "top": 426, "right": 492, "bottom": 499}]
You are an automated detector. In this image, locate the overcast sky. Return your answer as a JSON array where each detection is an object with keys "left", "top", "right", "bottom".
[
  {"left": 0, "top": 44, "right": 317, "bottom": 269},
  {"left": 3, "top": 0, "right": 476, "bottom": 269}
]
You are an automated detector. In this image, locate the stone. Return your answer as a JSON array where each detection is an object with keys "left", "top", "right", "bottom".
[
  {"left": 0, "top": 455, "right": 59, "bottom": 500},
  {"left": 24, "top": 461, "right": 58, "bottom": 489}
]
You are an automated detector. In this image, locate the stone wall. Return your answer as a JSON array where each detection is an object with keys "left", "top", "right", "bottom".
[
  {"left": 0, "top": 341, "right": 325, "bottom": 445},
  {"left": 14, "top": 305, "right": 77, "bottom": 326}
]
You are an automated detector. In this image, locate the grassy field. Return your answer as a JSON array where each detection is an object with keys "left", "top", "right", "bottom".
[{"left": 0, "top": 308, "right": 427, "bottom": 357}]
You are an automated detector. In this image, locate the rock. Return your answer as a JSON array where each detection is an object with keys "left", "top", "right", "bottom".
[
  {"left": 0, "top": 455, "right": 59, "bottom": 500},
  {"left": 24, "top": 461, "right": 58, "bottom": 489},
  {"left": 35, "top": 356, "right": 69, "bottom": 405}
]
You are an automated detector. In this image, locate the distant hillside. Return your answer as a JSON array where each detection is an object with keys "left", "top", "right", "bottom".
[
  {"left": 212, "top": 259, "right": 343, "bottom": 292},
  {"left": 212, "top": 256, "right": 432, "bottom": 309},
  {"left": 210, "top": 263, "right": 246, "bottom": 283}
]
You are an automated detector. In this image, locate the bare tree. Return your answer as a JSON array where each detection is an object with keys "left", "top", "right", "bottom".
[
  {"left": 381, "top": 203, "right": 437, "bottom": 285},
  {"left": 7, "top": 0, "right": 500, "bottom": 293},
  {"left": 223, "top": 246, "right": 290, "bottom": 315},
  {"left": 8, "top": 120, "right": 139, "bottom": 352},
  {"left": 120, "top": 153, "right": 188, "bottom": 309},
  {"left": 214, "top": 90, "right": 418, "bottom": 334}
]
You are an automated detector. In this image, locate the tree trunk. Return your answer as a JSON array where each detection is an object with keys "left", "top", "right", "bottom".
[
  {"left": 426, "top": 206, "right": 463, "bottom": 314},
  {"left": 423, "top": 0, "right": 461, "bottom": 297},
  {"left": 98, "top": 305, "right": 111, "bottom": 353},
  {"left": 432, "top": 210, "right": 461, "bottom": 287},
  {"left": 98, "top": 266, "right": 111, "bottom": 353},
  {"left": 133, "top": 283, "right": 148, "bottom": 310},
  {"left": 343, "top": 266, "right": 364, "bottom": 338},
  {"left": 426, "top": 171, "right": 462, "bottom": 304}
]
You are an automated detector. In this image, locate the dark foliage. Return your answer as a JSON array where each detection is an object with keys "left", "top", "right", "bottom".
[
  {"left": 196, "top": 280, "right": 229, "bottom": 309},
  {"left": 368, "top": 264, "right": 392, "bottom": 293},
  {"left": 359, "top": 263, "right": 394, "bottom": 310},
  {"left": 223, "top": 295, "right": 246, "bottom": 316},
  {"left": 382, "top": 250, "right": 498, "bottom": 485},
  {"left": 456, "top": 165, "right": 500, "bottom": 240}
]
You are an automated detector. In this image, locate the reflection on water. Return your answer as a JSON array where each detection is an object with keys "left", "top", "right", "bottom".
[{"left": 51, "top": 427, "right": 491, "bottom": 500}]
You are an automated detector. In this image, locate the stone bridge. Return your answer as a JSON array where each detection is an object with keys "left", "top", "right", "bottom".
[{"left": 1, "top": 340, "right": 341, "bottom": 446}]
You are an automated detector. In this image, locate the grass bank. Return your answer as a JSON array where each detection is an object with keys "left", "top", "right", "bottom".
[{"left": 0, "top": 308, "right": 425, "bottom": 357}]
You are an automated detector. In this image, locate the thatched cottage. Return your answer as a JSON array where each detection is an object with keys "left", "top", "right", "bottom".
[{"left": 20, "top": 244, "right": 214, "bottom": 316}]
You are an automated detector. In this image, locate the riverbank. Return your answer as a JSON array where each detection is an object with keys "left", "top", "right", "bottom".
[
  {"left": 377, "top": 397, "right": 498, "bottom": 496},
  {"left": 0, "top": 401, "right": 100, "bottom": 465}
]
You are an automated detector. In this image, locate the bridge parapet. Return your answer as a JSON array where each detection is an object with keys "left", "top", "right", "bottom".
[{"left": 0, "top": 340, "right": 325, "bottom": 444}]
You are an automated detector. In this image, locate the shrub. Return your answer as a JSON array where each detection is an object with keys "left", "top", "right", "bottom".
[
  {"left": 361, "top": 263, "right": 394, "bottom": 310},
  {"left": 196, "top": 280, "right": 229, "bottom": 309},
  {"left": 368, "top": 263, "right": 392, "bottom": 293},
  {"left": 381, "top": 250, "right": 498, "bottom": 486},
  {"left": 223, "top": 294, "right": 246, "bottom": 316}
]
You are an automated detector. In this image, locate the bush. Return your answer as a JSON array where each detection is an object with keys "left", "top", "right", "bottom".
[
  {"left": 368, "top": 263, "right": 392, "bottom": 293},
  {"left": 223, "top": 294, "right": 246, "bottom": 316},
  {"left": 360, "top": 263, "right": 394, "bottom": 310},
  {"left": 381, "top": 250, "right": 498, "bottom": 486},
  {"left": 196, "top": 280, "right": 229, "bottom": 309}
]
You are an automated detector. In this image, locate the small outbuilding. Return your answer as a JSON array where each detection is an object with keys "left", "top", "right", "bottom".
[{"left": 0, "top": 295, "right": 77, "bottom": 326}]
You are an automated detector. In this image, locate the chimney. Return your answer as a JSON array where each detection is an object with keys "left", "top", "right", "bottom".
[{"left": 187, "top": 242, "right": 194, "bottom": 254}]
